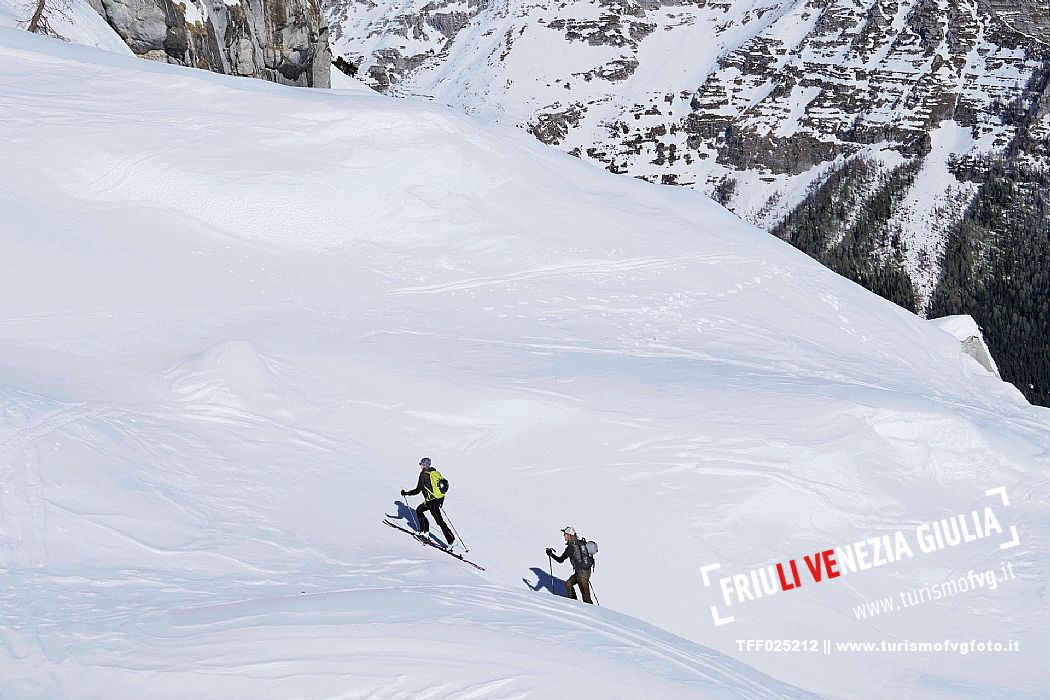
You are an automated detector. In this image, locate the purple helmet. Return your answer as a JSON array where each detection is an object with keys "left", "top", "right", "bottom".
[{"left": 419, "top": 457, "right": 432, "bottom": 467}]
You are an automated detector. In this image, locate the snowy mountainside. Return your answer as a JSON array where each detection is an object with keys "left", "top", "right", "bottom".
[
  {"left": 326, "top": 0, "right": 1047, "bottom": 281},
  {"left": 327, "top": 0, "right": 1050, "bottom": 405},
  {"left": 2, "top": 27, "right": 1049, "bottom": 699}
]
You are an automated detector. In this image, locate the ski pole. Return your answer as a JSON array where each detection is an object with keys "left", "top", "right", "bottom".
[
  {"left": 441, "top": 506, "right": 469, "bottom": 552},
  {"left": 403, "top": 493, "right": 421, "bottom": 530},
  {"left": 589, "top": 580, "right": 600, "bottom": 606}
]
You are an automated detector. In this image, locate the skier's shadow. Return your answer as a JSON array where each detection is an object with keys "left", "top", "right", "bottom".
[
  {"left": 524, "top": 566, "right": 568, "bottom": 598},
  {"left": 387, "top": 499, "right": 419, "bottom": 529}
]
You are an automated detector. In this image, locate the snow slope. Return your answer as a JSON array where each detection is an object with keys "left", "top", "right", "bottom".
[
  {"left": 326, "top": 0, "right": 1050, "bottom": 308},
  {"left": 1, "top": 28, "right": 1048, "bottom": 699},
  {"left": 0, "top": 0, "right": 130, "bottom": 54}
]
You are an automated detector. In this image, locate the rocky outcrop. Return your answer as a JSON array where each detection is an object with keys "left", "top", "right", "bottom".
[
  {"left": 529, "top": 103, "right": 585, "bottom": 146},
  {"left": 90, "top": 0, "right": 331, "bottom": 87},
  {"left": 928, "top": 315, "right": 1001, "bottom": 378}
]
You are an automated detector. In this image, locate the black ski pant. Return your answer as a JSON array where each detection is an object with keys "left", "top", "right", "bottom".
[{"left": 416, "top": 498, "right": 454, "bottom": 543}]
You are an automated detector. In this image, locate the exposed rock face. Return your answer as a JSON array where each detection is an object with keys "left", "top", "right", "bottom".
[{"left": 91, "top": 0, "right": 331, "bottom": 86}]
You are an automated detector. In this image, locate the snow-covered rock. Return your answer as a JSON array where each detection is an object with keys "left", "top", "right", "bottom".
[
  {"left": 930, "top": 314, "right": 1001, "bottom": 378},
  {"left": 330, "top": 61, "right": 371, "bottom": 90}
]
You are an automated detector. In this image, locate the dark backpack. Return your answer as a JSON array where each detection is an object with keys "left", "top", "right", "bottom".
[{"left": 574, "top": 538, "right": 596, "bottom": 570}]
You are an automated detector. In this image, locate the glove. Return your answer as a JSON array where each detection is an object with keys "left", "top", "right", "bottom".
[
  {"left": 545, "top": 547, "right": 554, "bottom": 556},
  {"left": 400, "top": 489, "right": 408, "bottom": 496}
]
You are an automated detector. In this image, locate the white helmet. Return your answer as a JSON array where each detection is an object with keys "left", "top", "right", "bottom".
[{"left": 561, "top": 526, "right": 576, "bottom": 536}]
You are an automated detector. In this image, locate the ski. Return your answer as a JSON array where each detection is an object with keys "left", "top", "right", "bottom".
[{"left": 382, "top": 519, "right": 485, "bottom": 571}]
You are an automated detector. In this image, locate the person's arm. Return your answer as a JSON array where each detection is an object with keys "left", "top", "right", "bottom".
[
  {"left": 547, "top": 545, "right": 570, "bottom": 563},
  {"left": 401, "top": 471, "right": 425, "bottom": 496}
]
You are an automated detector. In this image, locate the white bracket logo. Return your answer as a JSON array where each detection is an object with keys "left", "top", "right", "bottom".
[{"left": 986, "top": 486, "right": 1020, "bottom": 550}]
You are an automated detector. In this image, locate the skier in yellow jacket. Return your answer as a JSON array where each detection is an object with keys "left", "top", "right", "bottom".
[{"left": 401, "top": 457, "right": 454, "bottom": 545}]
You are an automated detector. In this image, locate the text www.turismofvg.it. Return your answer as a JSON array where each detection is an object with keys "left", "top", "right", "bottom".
[{"left": 852, "top": 561, "right": 1018, "bottom": 620}]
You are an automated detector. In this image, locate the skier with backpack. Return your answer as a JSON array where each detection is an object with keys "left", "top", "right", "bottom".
[
  {"left": 401, "top": 457, "right": 455, "bottom": 545},
  {"left": 546, "top": 526, "right": 597, "bottom": 604}
]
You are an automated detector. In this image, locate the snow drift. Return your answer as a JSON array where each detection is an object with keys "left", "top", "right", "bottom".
[{"left": 1, "top": 28, "right": 1047, "bottom": 699}]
